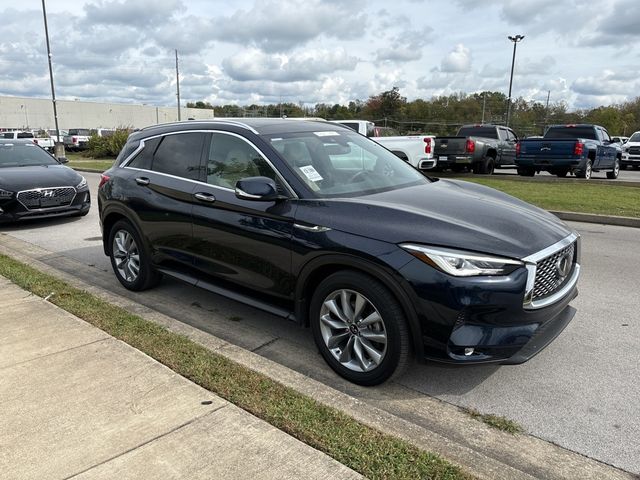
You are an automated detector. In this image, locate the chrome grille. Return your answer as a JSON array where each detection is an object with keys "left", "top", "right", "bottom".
[
  {"left": 533, "top": 242, "right": 576, "bottom": 300},
  {"left": 17, "top": 187, "right": 76, "bottom": 210}
]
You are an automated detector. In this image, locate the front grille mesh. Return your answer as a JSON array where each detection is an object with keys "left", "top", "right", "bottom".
[
  {"left": 533, "top": 243, "right": 576, "bottom": 300},
  {"left": 628, "top": 146, "right": 640, "bottom": 155},
  {"left": 17, "top": 187, "right": 76, "bottom": 210}
]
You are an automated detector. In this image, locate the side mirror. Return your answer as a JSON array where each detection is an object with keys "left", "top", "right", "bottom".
[
  {"left": 235, "top": 176, "right": 285, "bottom": 201},
  {"left": 57, "top": 156, "right": 69, "bottom": 164}
]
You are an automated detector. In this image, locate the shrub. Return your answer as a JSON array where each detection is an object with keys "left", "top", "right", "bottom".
[{"left": 84, "top": 128, "right": 131, "bottom": 158}]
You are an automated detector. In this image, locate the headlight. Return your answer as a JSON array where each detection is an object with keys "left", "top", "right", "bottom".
[
  {"left": 0, "top": 188, "right": 13, "bottom": 198},
  {"left": 401, "top": 244, "right": 523, "bottom": 277},
  {"left": 76, "top": 176, "right": 88, "bottom": 190},
  {"left": 622, "top": 145, "right": 629, "bottom": 152}
]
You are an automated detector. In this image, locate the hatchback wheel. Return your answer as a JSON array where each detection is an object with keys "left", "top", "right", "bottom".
[
  {"left": 310, "top": 271, "right": 410, "bottom": 385},
  {"left": 109, "top": 220, "right": 161, "bottom": 291}
]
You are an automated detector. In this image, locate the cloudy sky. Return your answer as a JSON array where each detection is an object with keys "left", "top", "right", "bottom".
[{"left": 1, "top": 0, "right": 638, "bottom": 110}]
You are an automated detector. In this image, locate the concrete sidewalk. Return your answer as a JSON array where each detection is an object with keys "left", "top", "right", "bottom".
[{"left": 0, "top": 277, "right": 361, "bottom": 480}]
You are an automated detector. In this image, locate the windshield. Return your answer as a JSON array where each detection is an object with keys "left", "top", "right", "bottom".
[
  {"left": 629, "top": 132, "right": 640, "bottom": 142},
  {"left": 544, "top": 126, "right": 597, "bottom": 140},
  {"left": 267, "top": 130, "right": 428, "bottom": 198},
  {"left": 0, "top": 143, "right": 59, "bottom": 168},
  {"left": 68, "top": 129, "right": 92, "bottom": 136}
]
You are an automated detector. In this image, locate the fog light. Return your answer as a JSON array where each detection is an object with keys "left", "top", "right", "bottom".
[{"left": 464, "top": 348, "right": 474, "bottom": 356}]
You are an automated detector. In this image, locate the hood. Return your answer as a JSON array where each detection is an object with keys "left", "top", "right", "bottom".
[
  {"left": 0, "top": 164, "right": 83, "bottom": 192},
  {"left": 295, "top": 179, "right": 572, "bottom": 259}
]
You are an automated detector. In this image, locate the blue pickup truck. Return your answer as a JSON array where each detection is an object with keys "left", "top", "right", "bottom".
[{"left": 516, "top": 124, "right": 620, "bottom": 179}]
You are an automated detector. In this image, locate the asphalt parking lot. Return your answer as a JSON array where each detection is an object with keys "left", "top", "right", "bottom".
[{"left": 1, "top": 171, "right": 638, "bottom": 474}]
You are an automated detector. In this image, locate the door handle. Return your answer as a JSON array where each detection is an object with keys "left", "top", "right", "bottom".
[
  {"left": 194, "top": 192, "right": 216, "bottom": 203},
  {"left": 135, "top": 177, "right": 150, "bottom": 186}
]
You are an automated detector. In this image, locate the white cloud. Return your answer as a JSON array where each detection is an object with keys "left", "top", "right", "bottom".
[{"left": 440, "top": 44, "right": 471, "bottom": 73}]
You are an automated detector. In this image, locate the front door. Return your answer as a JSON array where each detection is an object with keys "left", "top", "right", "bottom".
[{"left": 190, "top": 131, "right": 296, "bottom": 300}]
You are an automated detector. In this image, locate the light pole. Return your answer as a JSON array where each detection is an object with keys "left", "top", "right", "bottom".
[
  {"left": 506, "top": 34, "right": 524, "bottom": 127},
  {"left": 41, "top": 0, "right": 63, "bottom": 156}
]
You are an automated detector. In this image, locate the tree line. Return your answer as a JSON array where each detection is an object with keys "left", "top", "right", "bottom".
[{"left": 187, "top": 87, "right": 640, "bottom": 137}]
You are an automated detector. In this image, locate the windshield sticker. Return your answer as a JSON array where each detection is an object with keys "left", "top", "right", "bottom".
[
  {"left": 314, "top": 131, "right": 340, "bottom": 137},
  {"left": 299, "top": 165, "right": 323, "bottom": 182}
]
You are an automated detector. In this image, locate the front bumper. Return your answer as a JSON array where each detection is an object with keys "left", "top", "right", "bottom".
[
  {"left": 398, "top": 240, "right": 580, "bottom": 365},
  {"left": 621, "top": 153, "right": 640, "bottom": 166},
  {"left": 0, "top": 189, "right": 91, "bottom": 223}
]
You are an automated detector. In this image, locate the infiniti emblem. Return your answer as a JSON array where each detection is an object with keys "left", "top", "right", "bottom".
[{"left": 556, "top": 252, "right": 572, "bottom": 279}]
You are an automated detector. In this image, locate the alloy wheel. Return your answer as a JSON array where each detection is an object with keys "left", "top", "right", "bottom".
[
  {"left": 112, "top": 229, "right": 140, "bottom": 282},
  {"left": 319, "top": 289, "right": 387, "bottom": 372}
]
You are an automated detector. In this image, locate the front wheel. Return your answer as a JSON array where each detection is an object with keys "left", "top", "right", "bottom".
[
  {"left": 108, "top": 219, "right": 161, "bottom": 291},
  {"left": 606, "top": 159, "right": 620, "bottom": 179},
  {"left": 310, "top": 271, "right": 410, "bottom": 386}
]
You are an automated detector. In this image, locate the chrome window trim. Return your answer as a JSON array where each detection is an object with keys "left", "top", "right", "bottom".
[
  {"left": 522, "top": 232, "right": 580, "bottom": 309},
  {"left": 16, "top": 186, "right": 77, "bottom": 211},
  {"left": 121, "top": 129, "right": 298, "bottom": 199}
]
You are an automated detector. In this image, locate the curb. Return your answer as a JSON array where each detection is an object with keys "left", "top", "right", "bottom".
[
  {"left": 437, "top": 172, "right": 640, "bottom": 188},
  {"left": 0, "top": 234, "right": 633, "bottom": 480},
  {"left": 551, "top": 211, "right": 640, "bottom": 228}
]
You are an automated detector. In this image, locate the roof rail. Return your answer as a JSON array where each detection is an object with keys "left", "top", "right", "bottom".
[{"left": 140, "top": 119, "right": 258, "bottom": 134}]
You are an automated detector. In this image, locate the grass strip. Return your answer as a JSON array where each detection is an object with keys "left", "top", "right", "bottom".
[
  {"left": 0, "top": 253, "right": 471, "bottom": 480},
  {"left": 464, "top": 409, "right": 523, "bottom": 435},
  {"left": 459, "top": 178, "right": 640, "bottom": 218},
  {"left": 67, "top": 160, "right": 114, "bottom": 171}
]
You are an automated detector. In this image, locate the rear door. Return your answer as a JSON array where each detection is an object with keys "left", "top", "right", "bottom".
[
  {"left": 190, "top": 131, "right": 296, "bottom": 300},
  {"left": 124, "top": 131, "right": 206, "bottom": 272}
]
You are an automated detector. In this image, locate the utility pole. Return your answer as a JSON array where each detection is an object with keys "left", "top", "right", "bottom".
[
  {"left": 175, "top": 49, "right": 181, "bottom": 121},
  {"left": 543, "top": 90, "right": 551, "bottom": 134},
  {"left": 481, "top": 92, "right": 486, "bottom": 124},
  {"left": 506, "top": 34, "right": 525, "bottom": 127},
  {"left": 41, "top": 0, "right": 63, "bottom": 156}
]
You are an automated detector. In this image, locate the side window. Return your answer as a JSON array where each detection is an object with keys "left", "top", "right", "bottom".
[
  {"left": 497, "top": 128, "right": 508, "bottom": 141},
  {"left": 206, "top": 133, "right": 277, "bottom": 189},
  {"left": 151, "top": 133, "right": 205, "bottom": 180},
  {"left": 507, "top": 130, "right": 517, "bottom": 142},
  {"left": 601, "top": 129, "right": 611, "bottom": 143},
  {"left": 126, "top": 137, "right": 159, "bottom": 169}
]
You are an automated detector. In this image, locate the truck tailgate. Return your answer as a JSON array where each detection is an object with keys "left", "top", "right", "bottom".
[
  {"left": 519, "top": 139, "right": 577, "bottom": 158},
  {"left": 434, "top": 137, "right": 467, "bottom": 155}
]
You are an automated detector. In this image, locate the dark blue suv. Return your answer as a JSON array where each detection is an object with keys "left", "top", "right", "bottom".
[{"left": 98, "top": 119, "right": 580, "bottom": 385}]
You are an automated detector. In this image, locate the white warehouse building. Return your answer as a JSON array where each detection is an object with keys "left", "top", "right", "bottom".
[{"left": 0, "top": 95, "right": 215, "bottom": 131}]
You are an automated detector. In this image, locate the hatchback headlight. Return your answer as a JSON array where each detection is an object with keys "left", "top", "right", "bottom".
[
  {"left": 401, "top": 244, "right": 523, "bottom": 277},
  {"left": 0, "top": 188, "right": 13, "bottom": 198},
  {"left": 76, "top": 176, "right": 88, "bottom": 190}
]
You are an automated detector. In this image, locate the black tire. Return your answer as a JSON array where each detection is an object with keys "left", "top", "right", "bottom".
[
  {"left": 309, "top": 271, "right": 411, "bottom": 386},
  {"left": 483, "top": 157, "right": 495, "bottom": 175},
  {"left": 108, "top": 219, "right": 161, "bottom": 291},
  {"left": 576, "top": 160, "right": 592, "bottom": 179},
  {"left": 606, "top": 159, "right": 620, "bottom": 179},
  {"left": 517, "top": 166, "right": 535, "bottom": 177}
]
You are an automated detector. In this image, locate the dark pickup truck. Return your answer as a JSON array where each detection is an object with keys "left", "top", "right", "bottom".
[
  {"left": 516, "top": 124, "right": 620, "bottom": 179},
  {"left": 433, "top": 124, "right": 518, "bottom": 174}
]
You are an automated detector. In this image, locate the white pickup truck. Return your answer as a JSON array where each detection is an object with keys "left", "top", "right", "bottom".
[
  {"left": 1, "top": 131, "right": 54, "bottom": 151},
  {"left": 330, "top": 120, "right": 436, "bottom": 170}
]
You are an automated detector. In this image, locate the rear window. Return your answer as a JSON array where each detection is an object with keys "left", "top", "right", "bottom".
[
  {"left": 68, "top": 129, "right": 92, "bottom": 136},
  {"left": 544, "top": 126, "right": 597, "bottom": 140},
  {"left": 17, "top": 132, "right": 34, "bottom": 138},
  {"left": 457, "top": 127, "right": 498, "bottom": 139}
]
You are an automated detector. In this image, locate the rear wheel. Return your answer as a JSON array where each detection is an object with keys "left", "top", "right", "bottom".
[
  {"left": 479, "top": 156, "right": 495, "bottom": 175},
  {"left": 606, "top": 159, "right": 620, "bottom": 179},
  {"left": 576, "top": 160, "right": 592, "bottom": 179},
  {"left": 108, "top": 220, "right": 161, "bottom": 291},
  {"left": 310, "top": 271, "right": 410, "bottom": 386},
  {"left": 517, "top": 166, "right": 535, "bottom": 177}
]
